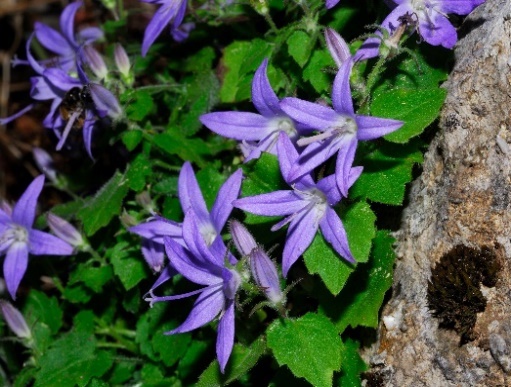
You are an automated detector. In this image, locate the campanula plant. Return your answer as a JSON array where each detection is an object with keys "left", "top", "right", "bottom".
[{"left": 0, "top": 0, "right": 484, "bottom": 384}]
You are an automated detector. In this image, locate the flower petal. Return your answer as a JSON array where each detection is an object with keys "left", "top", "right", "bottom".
[
  {"left": 89, "top": 83, "right": 122, "bottom": 118},
  {"left": 356, "top": 115, "right": 403, "bottom": 140},
  {"left": 252, "top": 58, "right": 281, "bottom": 117},
  {"left": 233, "top": 191, "right": 304, "bottom": 217},
  {"left": 280, "top": 98, "right": 340, "bottom": 130},
  {"left": 282, "top": 209, "right": 319, "bottom": 276},
  {"left": 34, "top": 22, "right": 71, "bottom": 56},
  {"left": 319, "top": 207, "right": 355, "bottom": 263},
  {"left": 141, "top": 4, "right": 175, "bottom": 56},
  {"left": 331, "top": 60, "right": 355, "bottom": 115},
  {"left": 141, "top": 239, "right": 165, "bottom": 272},
  {"left": 60, "top": 1, "right": 82, "bottom": 48},
  {"left": 165, "top": 236, "right": 220, "bottom": 285},
  {"left": 277, "top": 132, "right": 314, "bottom": 187},
  {"left": 419, "top": 13, "right": 457, "bottom": 49},
  {"left": 200, "top": 112, "right": 272, "bottom": 141},
  {"left": 166, "top": 285, "right": 224, "bottom": 334},
  {"left": 3, "top": 242, "right": 29, "bottom": 300},
  {"left": 129, "top": 217, "right": 183, "bottom": 244},
  {"left": 12, "top": 175, "right": 44, "bottom": 228},
  {"left": 210, "top": 169, "right": 243, "bottom": 233},
  {"left": 76, "top": 26, "right": 104, "bottom": 44},
  {"left": 29, "top": 229, "right": 74, "bottom": 256},
  {"left": 334, "top": 137, "right": 358, "bottom": 198},
  {"left": 217, "top": 300, "right": 235, "bottom": 373}
]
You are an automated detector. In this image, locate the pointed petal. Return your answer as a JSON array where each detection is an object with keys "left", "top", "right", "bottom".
[
  {"left": 289, "top": 135, "right": 346, "bottom": 182},
  {"left": 252, "top": 58, "right": 281, "bottom": 117},
  {"left": 419, "top": 14, "right": 457, "bottom": 49},
  {"left": 319, "top": 208, "right": 355, "bottom": 263},
  {"left": 146, "top": 264, "right": 177, "bottom": 296},
  {"left": 356, "top": 115, "right": 403, "bottom": 140},
  {"left": 233, "top": 191, "right": 304, "bottom": 217},
  {"left": 217, "top": 300, "right": 235, "bottom": 373},
  {"left": 12, "top": 175, "right": 44, "bottom": 228},
  {"left": 60, "top": 1, "right": 82, "bottom": 47},
  {"left": 83, "top": 112, "right": 95, "bottom": 159},
  {"left": 76, "top": 26, "right": 104, "bottom": 44},
  {"left": 34, "top": 22, "right": 71, "bottom": 56},
  {"left": 129, "top": 217, "right": 182, "bottom": 244},
  {"left": 280, "top": 98, "right": 339, "bottom": 130},
  {"left": 43, "top": 68, "right": 82, "bottom": 91},
  {"left": 277, "top": 132, "right": 314, "bottom": 187},
  {"left": 316, "top": 174, "right": 341, "bottom": 206},
  {"left": 331, "top": 60, "right": 354, "bottom": 115},
  {"left": 0, "top": 104, "right": 35, "bottom": 126},
  {"left": 325, "top": 28, "right": 351, "bottom": 67},
  {"left": 3, "top": 243, "right": 29, "bottom": 300},
  {"left": 210, "top": 169, "right": 243, "bottom": 232},
  {"left": 200, "top": 112, "right": 272, "bottom": 141},
  {"left": 178, "top": 162, "right": 209, "bottom": 222},
  {"left": 334, "top": 137, "right": 358, "bottom": 197},
  {"left": 325, "top": 0, "right": 340, "bottom": 9},
  {"left": 282, "top": 210, "right": 318, "bottom": 276},
  {"left": 181, "top": 211, "right": 217, "bottom": 266},
  {"left": 89, "top": 83, "right": 122, "bottom": 119},
  {"left": 29, "top": 230, "right": 74, "bottom": 256},
  {"left": 440, "top": 1, "right": 484, "bottom": 15},
  {"left": 166, "top": 285, "right": 224, "bottom": 334},
  {"left": 141, "top": 5, "right": 175, "bottom": 56},
  {"left": 165, "top": 236, "right": 220, "bottom": 285}
]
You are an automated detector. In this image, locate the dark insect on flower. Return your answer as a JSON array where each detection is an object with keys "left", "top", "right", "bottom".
[
  {"left": 397, "top": 12, "right": 418, "bottom": 28},
  {"left": 59, "top": 85, "right": 94, "bottom": 128}
]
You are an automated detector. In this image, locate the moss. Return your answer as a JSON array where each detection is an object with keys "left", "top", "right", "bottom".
[{"left": 427, "top": 245, "right": 500, "bottom": 344}]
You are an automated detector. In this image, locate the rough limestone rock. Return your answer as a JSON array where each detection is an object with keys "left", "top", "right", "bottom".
[{"left": 364, "top": 2, "right": 511, "bottom": 386}]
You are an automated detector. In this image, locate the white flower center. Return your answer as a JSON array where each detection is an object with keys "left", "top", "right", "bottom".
[
  {"left": 200, "top": 223, "right": 217, "bottom": 246},
  {"left": 297, "top": 116, "right": 357, "bottom": 147},
  {"left": 0, "top": 225, "right": 28, "bottom": 252},
  {"left": 268, "top": 117, "right": 297, "bottom": 137},
  {"left": 299, "top": 188, "right": 328, "bottom": 222}
]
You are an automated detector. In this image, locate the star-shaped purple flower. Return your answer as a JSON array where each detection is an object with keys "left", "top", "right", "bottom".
[
  {"left": 355, "top": 0, "right": 486, "bottom": 61},
  {"left": 234, "top": 133, "right": 362, "bottom": 276},
  {"left": 33, "top": 1, "right": 103, "bottom": 71},
  {"left": 0, "top": 176, "right": 73, "bottom": 300},
  {"left": 280, "top": 59, "right": 403, "bottom": 197},
  {"left": 146, "top": 211, "right": 240, "bottom": 373},
  {"left": 200, "top": 59, "right": 314, "bottom": 162},
  {"left": 141, "top": 0, "right": 188, "bottom": 57}
]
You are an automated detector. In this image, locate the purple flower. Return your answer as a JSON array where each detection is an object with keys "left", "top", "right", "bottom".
[
  {"left": 280, "top": 60, "right": 403, "bottom": 196},
  {"left": 34, "top": 1, "right": 103, "bottom": 71},
  {"left": 355, "top": 0, "right": 485, "bottom": 60},
  {"left": 32, "top": 148, "right": 58, "bottom": 184},
  {"left": 200, "top": 59, "right": 313, "bottom": 162},
  {"left": 141, "top": 0, "right": 188, "bottom": 57},
  {"left": 0, "top": 176, "right": 73, "bottom": 300},
  {"left": 47, "top": 213, "right": 85, "bottom": 250},
  {"left": 130, "top": 162, "right": 242, "bottom": 273},
  {"left": 146, "top": 211, "right": 241, "bottom": 373},
  {"left": 234, "top": 133, "right": 362, "bottom": 276}
]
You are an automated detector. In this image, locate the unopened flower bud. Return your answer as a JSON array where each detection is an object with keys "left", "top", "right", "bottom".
[
  {"left": 141, "top": 240, "right": 165, "bottom": 273},
  {"left": 250, "top": 247, "right": 284, "bottom": 305},
  {"left": 33, "top": 148, "right": 58, "bottom": 184},
  {"left": 114, "top": 43, "right": 131, "bottom": 80},
  {"left": 47, "top": 213, "right": 84, "bottom": 249},
  {"left": 120, "top": 209, "right": 138, "bottom": 228},
  {"left": 83, "top": 46, "right": 108, "bottom": 80},
  {"left": 324, "top": 28, "right": 351, "bottom": 68},
  {"left": 0, "top": 300, "right": 31, "bottom": 339},
  {"left": 89, "top": 83, "right": 122, "bottom": 119},
  {"left": 230, "top": 220, "right": 257, "bottom": 257},
  {"left": 136, "top": 191, "right": 155, "bottom": 214}
]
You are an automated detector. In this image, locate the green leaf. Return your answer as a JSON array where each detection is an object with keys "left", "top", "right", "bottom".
[
  {"left": 267, "top": 313, "right": 343, "bottom": 387},
  {"left": 196, "top": 166, "right": 231, "bottom": 209},
  {"left": 122, "top": 130, "right": 143, "bottom": 151},
  {"left": 110, "top": 241, "right": 149, "bottom": 290},
  {"left": 68, "top": 264, "right": 114, "bottom": 293},
  {"left": 197, "top": 337, "right": 266, "bottom": 386},
  {"left": 177, "top": 340, "right": 210, "bottom": 380},
  {"left": 350, "top": 142, "right": 423, "bottom": 205},
  {"left": 108, "top": 361, "right": 136, "bottom": 385},
  {"left": 14, "top": 367, "right": 37, "bottom": 387},
  {"left": 62, "top": 284, "right": 93, "bottom": 304},
  {"left": 303, "top": 201, "right": 376, "bottom": 294},
  {"left": 371, "top": 88, "right": 446, "bottom": 143},
  {"left": 23, "top": 291, "right": 62, "bottom": 335},
  {"left": 321, "top": 231, "right": 396, "bottom": 332},
  {"left": 287, "top": 30, "right": 312, "bottom": 67},
  {"left": 125, "top": 90, "right": 155, "bottom": 121},
  {"left": 338, "top": 339, "right": 368, "bottom": 387},
  {"left": 220, "top": 39, "right": 273, "bottom": 103},
  {"left": 303, "top": 50, "right": 334, "bottom": 93},
  {"left": 34, "top": 331, "right": 113, "bottom": 387},
  {"left": 183, "top": 47, "right": 215, "bottom": 73},
  {"left": 77, "top": 171, "right": 129, "bottom": 236},
  {"left": 126, "top": 153, "right": 152, "bottom": 191}
]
